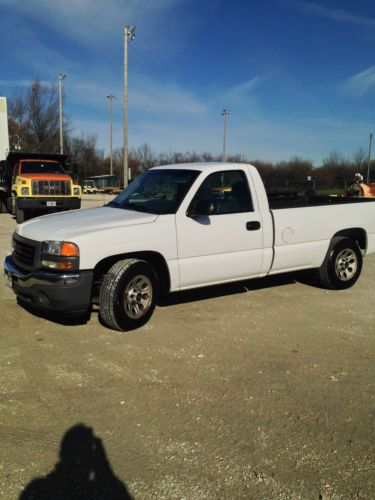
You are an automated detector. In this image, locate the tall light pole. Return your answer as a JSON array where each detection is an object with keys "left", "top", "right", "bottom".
[
  {"left": 58, "top": 73, "right": 66, "bottom": 154},
  {"left": 222, "top": 108, "right": 231, "bottom": 162},
  {"left": 123, "top": 25, "right": 136, "bottom": 187},
  {"left": 107, "top": 94, "right": 116, "bottom": 176},
  {"left": 367, "top": 132, "right": 373, "bottom": 183}
]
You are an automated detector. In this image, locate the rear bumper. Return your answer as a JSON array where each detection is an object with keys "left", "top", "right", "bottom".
[
  {"left": 17, "top": 197, "right": 81, "bottom": 211},
  {"left": 4, "top": 255, "right": 93, "bottom": 312}
]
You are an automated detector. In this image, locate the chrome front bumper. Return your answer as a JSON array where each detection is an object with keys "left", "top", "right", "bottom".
[
  {"left": 4, "top": 255, "right": 93, "bottom": 312},
  {"left": 4, "top": 254, "right": 80, "bottom": 288}
]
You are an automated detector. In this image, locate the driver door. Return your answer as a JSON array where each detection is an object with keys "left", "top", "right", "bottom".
[{"left": 176, "top": 169, "right": 263, "bottom": 289}]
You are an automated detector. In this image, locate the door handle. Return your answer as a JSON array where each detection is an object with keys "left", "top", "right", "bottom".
[{"left": 246, "top": 221, "right": 261, "bottom": 231}]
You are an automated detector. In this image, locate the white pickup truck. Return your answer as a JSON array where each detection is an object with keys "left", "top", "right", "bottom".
[{"left": 4, "top": 162, "right": 375, "bottom": 331}]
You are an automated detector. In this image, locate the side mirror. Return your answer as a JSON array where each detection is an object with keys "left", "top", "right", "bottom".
[{"left": 188, "top": 199, "right": 217, "bottom": 217}]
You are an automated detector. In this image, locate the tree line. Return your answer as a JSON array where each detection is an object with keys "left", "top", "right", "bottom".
[{"left": 5, "top": 79, "right": 374, "bottom": 185}]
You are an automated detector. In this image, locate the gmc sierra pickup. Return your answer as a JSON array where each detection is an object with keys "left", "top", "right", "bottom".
[{"left": 4, "top": 162, "right": 375, "bottom": 331}]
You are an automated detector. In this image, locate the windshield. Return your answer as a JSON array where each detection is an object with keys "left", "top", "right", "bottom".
[
  {"left": 20, "top": 161, "right": 66, "bottom": 175},
  {"left": 107, "top": 169, "right": 200, "bottom": 214}
]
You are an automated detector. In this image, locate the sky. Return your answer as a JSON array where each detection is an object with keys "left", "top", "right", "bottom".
[{"left": 1, "top": 0, "right": 375, "bottom": 165}]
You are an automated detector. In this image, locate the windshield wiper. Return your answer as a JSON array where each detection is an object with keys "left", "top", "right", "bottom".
[
  {"left": 106, "top": 201, "right": 160, "bottom": 214},
  {"left": 106, "top": 201, "right": 122, "bottom": 208},
  {"left": 123, "top": 203, "right": 160, "bottom": 214}
]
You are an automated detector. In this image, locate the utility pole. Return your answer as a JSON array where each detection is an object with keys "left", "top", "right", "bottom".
[
  {"left": 107, "top": 94, "right": 116, "bottom": 176},
  {"left": 58, "top": 73, "right": 66, "bottom": 154},
  {"left": 367, "top": 132, "right": 373, "bottom": 183},
  {"left": 222, "top": 109, "right": 231, "bottom": 161},
  {"left": 123, "top": 25, "right": 136, "bottom": 187}
]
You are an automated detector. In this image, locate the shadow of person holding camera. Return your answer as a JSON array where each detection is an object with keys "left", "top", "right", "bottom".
[{"left": 20, "top": 424, "right": 131, "bottom": 500}]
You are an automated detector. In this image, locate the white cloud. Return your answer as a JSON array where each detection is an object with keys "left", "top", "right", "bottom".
[
  {"left": 208, "top": 76, "right": 265, "bottom": 117},
  {"left": 220, "top": 76, "right": 263, "bottom": 101},
  {"left": 130, "top": 79, "right": 206, "bottom": 115},
  {"left": 294, "top": 2, "right": 375, "bottom": 30},
  {"left": 0, "top": 0, "right": 189, "bottom": 50},
  {"left": 342, "top": 65, "right": 375, "bottom": 97},
  {"left": 0, "top": 79, "right": 45, "bottom": 88}
]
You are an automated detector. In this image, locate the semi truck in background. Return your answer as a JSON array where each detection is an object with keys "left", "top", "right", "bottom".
[{"left": 0, "top": 96, "right": 81, "bottom": 222}]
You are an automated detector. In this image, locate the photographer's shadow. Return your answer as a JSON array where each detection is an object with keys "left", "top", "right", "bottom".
[{"left": 20, "top": 424, "right": 131, "bottom": 500}]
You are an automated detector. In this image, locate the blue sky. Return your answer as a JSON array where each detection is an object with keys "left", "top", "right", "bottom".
[{"left": 1, "top": 0, "right": 375, "bottom": 165}]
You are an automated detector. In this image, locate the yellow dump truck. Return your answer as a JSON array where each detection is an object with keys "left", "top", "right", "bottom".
[{"left": 0, "top": 152, "right": 81, "bottom": 223}]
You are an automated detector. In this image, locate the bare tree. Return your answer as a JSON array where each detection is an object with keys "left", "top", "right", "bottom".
[
  {"left": 352, "top": 147, "right": 367, "bottom": 173},
  {"left": 67, "top": 133, "right": 102, "bottom": 178},
  {"left": 8, "top": 79, "right": 70, "bottom": 153},
  {"left": 136, "top": 143, "right": 155, "bottom": 172}
]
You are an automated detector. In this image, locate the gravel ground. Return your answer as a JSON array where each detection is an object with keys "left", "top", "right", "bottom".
[{"left": 0, "top": 197, "right": 374, "bottom": 499}]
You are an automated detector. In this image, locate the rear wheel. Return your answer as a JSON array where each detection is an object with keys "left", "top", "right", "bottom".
[
  {"left": 99, "top": 258, "right": 158, "bottom": 331},
  {"left": 317, "top": 237, "right": 362, "bottom": 290}
]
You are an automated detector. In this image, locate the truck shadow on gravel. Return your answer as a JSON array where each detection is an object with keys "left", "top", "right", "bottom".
[
  {"left": 158, "top": 270, "right": 317, "bottom": 307},
  {"left": 19, "top": 423, "right": 131, "bottom": 500},
  {"left": 17, "top": 299, "right": 92, "bottom": 327},
  {"left": 17, "top": 271, "right": 318, "bottom": 328}
]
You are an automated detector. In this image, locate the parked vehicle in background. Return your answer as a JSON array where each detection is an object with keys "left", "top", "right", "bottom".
[
  {"left": 86, "top": 174, "right": 121, "bottom": 195},
  {"left": 346, "top": 173, "right": 375, "bottom": 198},
  {"left": 0, "top": 152, "right": 81, "bottom": 223},
  {"left": 83, "top": 180, "right": 98, "bottom": 194},
  {"left": 4, "top": 162, "right": 375, "bottom": 331}
]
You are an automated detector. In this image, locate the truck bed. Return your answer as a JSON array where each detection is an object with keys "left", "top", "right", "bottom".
[{"left": 268, "top": 195, "right": 375, "bottom": 210}]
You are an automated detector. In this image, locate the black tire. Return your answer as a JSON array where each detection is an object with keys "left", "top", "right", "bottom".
[
  {"left": 99, "top": 258, "right": 158, "bottom": 331},
  {"left": 0, "top": 194, "right": 7, "bottom": 213},
  {"left": 317, "top": 237, "right": 362, "bottom": 290},
  {"left": 10, "top": 195, "right": 16, "bottom": 215},
  {"left": 16, "top": 208, "right": 25, "bottom": 223}
]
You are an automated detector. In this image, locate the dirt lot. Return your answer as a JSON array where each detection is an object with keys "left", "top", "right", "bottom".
[{"left": 1, "top": 196, "right": 374, "bottom": 499}]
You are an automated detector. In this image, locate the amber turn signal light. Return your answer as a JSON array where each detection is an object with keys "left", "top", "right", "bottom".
[{"left": 61, "top": 242, "right": 79, "bottom": 257}]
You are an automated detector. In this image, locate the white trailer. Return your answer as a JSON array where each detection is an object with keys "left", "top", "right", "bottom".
[{"left": 0, "top": 97, "right": 9, "bottom": 162}]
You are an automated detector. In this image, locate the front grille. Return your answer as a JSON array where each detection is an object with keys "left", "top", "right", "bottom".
[
  {"left": 13, "top": 237, "right": 35, "bottom": 267},
  {"left": 31, "top": 180, "right": 71, "bottom": 196}
]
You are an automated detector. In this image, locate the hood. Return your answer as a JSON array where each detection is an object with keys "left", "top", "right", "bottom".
[
  {"left": 19, "top": 173, "right": 72, "bottom": 181},
  {"left": 17, "top": 206, "right": 158, "bottom": 242}
]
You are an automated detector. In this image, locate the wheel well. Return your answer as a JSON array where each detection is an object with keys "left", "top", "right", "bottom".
[
  {"left": 333, "top": 228, "right": 367, "bottom": 252},
  {"left": 93, "top": 251, "right": 171, "bottom": 295}
]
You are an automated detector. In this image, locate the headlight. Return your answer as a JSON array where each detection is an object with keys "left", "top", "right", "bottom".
[
  {"left": 73, "top": 187, "right": 80, "bottom": 196},
  {"left": 21, "top": 187, "right": 29, "bottom": 195},
  {"left": 42, "top": 241, "right": 79, "bottom": 256}
]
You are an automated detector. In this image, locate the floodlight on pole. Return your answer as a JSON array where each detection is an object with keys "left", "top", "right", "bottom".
[
  {"left": 222, "top": 108, "right": 231, "bottom": 162},
  {"left": 107, "top": 94, "right": 116, "bottom": 176},
  {"left": 367, "top": 132, "right": 373, "bottom": 183},
  {"left": 58, "top": 73, "right": 66, "bottom": 154},
  {"left": 123, "top": 25, "right": 136, "bottom": 187}
]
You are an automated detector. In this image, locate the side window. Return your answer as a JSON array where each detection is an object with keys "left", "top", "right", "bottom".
[{"left": 189, "top": 170, "right": 253, "bottom": 214}]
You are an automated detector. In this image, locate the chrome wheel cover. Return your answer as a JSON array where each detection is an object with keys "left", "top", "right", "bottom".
[
  {"left": 124, "top": 275, "right": 153, "bottom": 319},
  {"left": 335, "top": 248, "right": 358, "bottom": 281}
]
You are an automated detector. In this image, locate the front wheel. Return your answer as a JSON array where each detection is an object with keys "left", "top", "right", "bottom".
[
  {"left": 0, "top": 194, "right": 7, "bottom": 214},
  {"left": 317, "top": 237, "right": 363, "bottom": 290},
  {"left": 16, "top": 208, "right": 25, "bottom": 223},
  {"left": 99, "top": 259, "right": 158, "bottom": 331}
]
